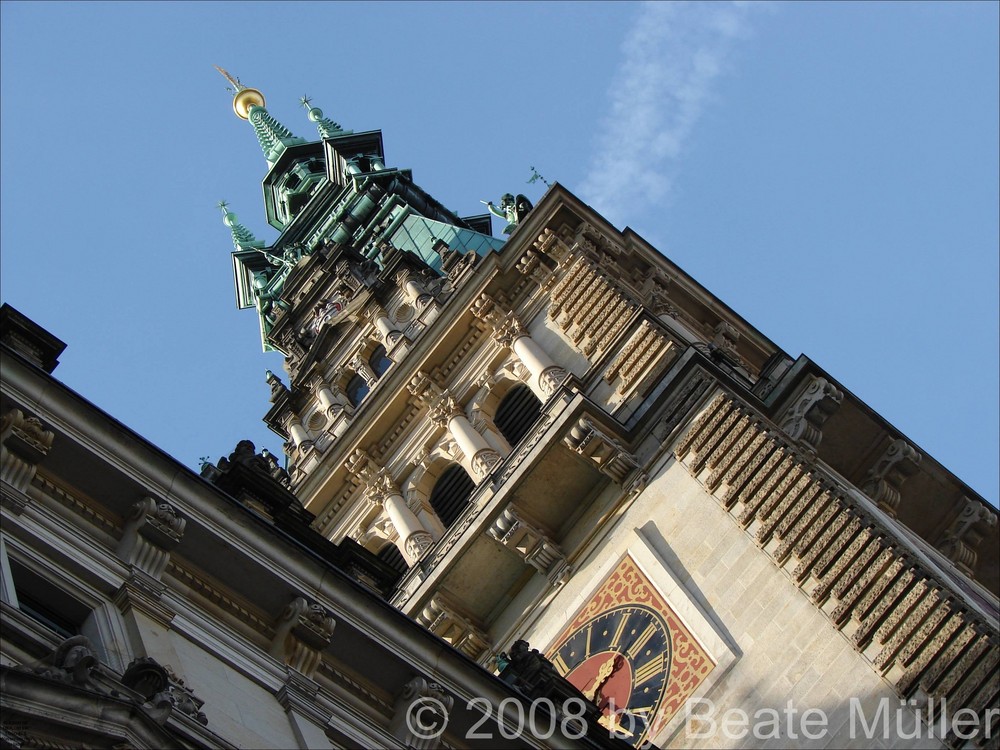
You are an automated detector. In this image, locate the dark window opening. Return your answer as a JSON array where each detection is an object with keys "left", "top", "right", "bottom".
[
  {"left": 376, "top": 543, "right": 408, "bottom": 575},
  {"left": 347, "top": 374, "right": 370, "bottom": 406},
  {"left": 494, "top": 384, "right": 543, "bottom": 449},
  {"left": 429, "top": 464, "right": 476, "bottom": 529},
  {"left": 369, "top": 345, "right": 391, "bottom": 379},
  {"left": 9, "top": 561, "right": 88, "bottom": 640}
]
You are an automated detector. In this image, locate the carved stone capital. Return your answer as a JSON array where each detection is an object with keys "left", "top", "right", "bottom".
[
  {"left": 116, "top": 497, "right": 186, "bottom": 580},
  {"left": 365, "top": 468, "right": 400, "bottom": 506},
  {"left": 861, "top": 439, "right": 922, "bottom": 517},
  {"left": 494, "top": 315, "right": 526, "bottom": 348},
  {"left": 270, "top": 597, "right": 336, "bottom": 679},
  {"left": 427, "top": 392, "right": 462, "bottom": 427},
  {"left": 1, "top": 408, "right": 55, "bottom": 499},
  {"left": 779, "top": 376, "right": 844, "bottom": 452}
]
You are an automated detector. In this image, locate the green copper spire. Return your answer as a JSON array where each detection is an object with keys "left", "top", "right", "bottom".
[
  {"left": 300, "top": 94, "right": 347, "bottom": 139},
  {"left": 219, "top": 201, "right": 264, "bottom": 250},
  {"left": 216, "top": 66, "right": 305, "bottom": 165}
]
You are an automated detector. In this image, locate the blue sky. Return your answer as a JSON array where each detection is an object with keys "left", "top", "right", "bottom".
[{"left": 1, "top": 1, "right": 997, "bottom": 505}]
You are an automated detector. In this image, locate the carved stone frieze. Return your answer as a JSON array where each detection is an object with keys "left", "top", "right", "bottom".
[
  {"left": 116, "top": 497, "right": 186, "bottom": 581},
  {"left": 861, "top": 439, "right": 922, "bottom": 517},
  {"left": 779, "top": 376, "right": 844, "bottom": 453},
  {"left": 269, "top": 597, "right": 336, "bottom": 679}
]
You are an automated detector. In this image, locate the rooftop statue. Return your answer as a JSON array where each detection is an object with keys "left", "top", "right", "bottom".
[{"left": 482, "top": 193, "right": 533, "bottom": 235}]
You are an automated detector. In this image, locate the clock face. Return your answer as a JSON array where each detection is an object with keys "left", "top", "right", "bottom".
[
  {"left": 553, "top": 605, "right": 670, "bottom": 745},
  {"left": 547, "top": 555, "right": 715, "bottom": 747}
]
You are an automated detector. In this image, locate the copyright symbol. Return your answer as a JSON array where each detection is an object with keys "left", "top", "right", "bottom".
[{"left": 405, "top": 696, "right": 449, "bottom": 740}]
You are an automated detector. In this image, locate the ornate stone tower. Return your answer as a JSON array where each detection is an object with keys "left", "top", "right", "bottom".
[{"left": 217, "top": 73, "right": 999, "bottom": 748}]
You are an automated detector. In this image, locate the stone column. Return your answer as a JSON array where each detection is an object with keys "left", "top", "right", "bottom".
[
  {"left": 474, "top": 296, "right": 567, "bottom": 399},
  {"left": 286, "top": 416, "right": 313, "bottom": 451},
  {"left": 367, "top": 305, "right": 402, "bottom": 346},
  {"left": 428, "top": 392, "right": 501, "bottom": 480},
  {"left": 314, "top": 380, "right": 346, "bottom": 418},
  {"left": 367, "top": 470, "right": 433, "bottom": 563}
]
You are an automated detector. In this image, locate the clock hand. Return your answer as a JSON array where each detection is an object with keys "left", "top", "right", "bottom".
[{"left": 583, "top": 654, "right": 619, "bottom": 702}]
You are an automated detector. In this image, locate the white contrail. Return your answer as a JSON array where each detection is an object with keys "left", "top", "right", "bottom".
[{"left": 580, "top": 1, "right": 765, "bottom": 228}]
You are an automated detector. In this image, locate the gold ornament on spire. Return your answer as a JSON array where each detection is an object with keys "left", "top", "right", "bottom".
[{"left": 214, "top": 65, "right": 265, "bottom": 120}]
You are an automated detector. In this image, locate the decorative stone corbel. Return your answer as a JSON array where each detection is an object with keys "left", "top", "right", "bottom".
[
  {"left": 407, "top": 371, "right": 441, "bottom": 406},
  {"left": 779, "top": 376, "right": 844, "bottom": 453},
  {"left": 389, "top": 676, "right": 454, "bottom": 750},
  {"left": 416, "top": 595, "right": 492, "bottom": 661},
  {"left": 937, "top": 497, "right": 997, "bottom": 577},
  {"left": 861, "top": 439, "right": 922, "bottom": 517},
  {"left": 123, "top": 657, "right": 209, "bottom": 726},
  {"left": 711, "top": 321, "right": 745, "bottom": 367},
  {"left": 269, "top": 597, "right": 336, "bottom": 679},
  {"left": 26, "top": 635, "right": 101, "bottom": 690},
  {"left": 563, "top": 417, "right": 641, "bottom": 486},
  {"left": 488, "top": 506, "right": 570, "bottom": 586},
  {"left": 116, "top": 497, "right": 186, "bottom": 581},
  {"left": 0, "top": 408, "right": 55, "bottom": 507}
]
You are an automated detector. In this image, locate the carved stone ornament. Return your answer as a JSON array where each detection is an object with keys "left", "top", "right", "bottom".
[
  {"left": 937, "top": 497, "right": 997, "bottom": 576},
  {"left": 416, "top": 596, "right": 492, "bottom": 661},
  {"left": 365, "top": 468, "right": 399, "bottom": 506},
  {"left": 861, "top": 439, "right": 922, "bottom": 517},
  {"left": 779, "top": 376, "right": 844, "bottom": 452},
  {"left": 427, "top": 392, "right": 462, "bottom": 428},
  {"left": 1, "top": 407, "right": 55, "bottom": 498},
  {"left": 123, "top": 657, "right": 209, "bottom": 726},
  {"left": 269, "top": 597, "right": 337, "bottom": 679},
  {"left": 26, "top": 635, "right": 101, "bottom": 689},
  {"left": 489, "top": 506, "right": 569, "bottom": 585},
  {"left": 404, "top": 530, "right": 434, "bottom": 559},
  {"left": 389, "top": 676, "right": 454, "bottom": 750},
  {"left": 563, "top": 416, "right": 641, "bottom": 485},
  {"left": 537, "top": 365, "right": 569, "bottom": 397},
  {"left": 471, "top": 448, "right": 502, "bottom": 478},
  {"left": 494, "top": 314, "right": 526, "bottom": 348},
  {"left": 116, "top": 497, "right": 186, "bottom": 580}
]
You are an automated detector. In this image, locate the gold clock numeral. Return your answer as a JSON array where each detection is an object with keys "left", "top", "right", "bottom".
[
  {"left": 610, "top": 612, "right": 630, "bottom": 650},
  {"left": 626, "top": 623, "right": 657, "bottom": 660},
  {"left": 633, "top": 652, "right": 665, "bottom": 686},
  {"left": 584, "top": 624, "right": 593, "bottom": 659},
  {"left": 551, "top": 652, "right": 570, "bottom": 675}
]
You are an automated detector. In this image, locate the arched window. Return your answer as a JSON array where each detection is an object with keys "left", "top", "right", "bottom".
[
  {"left": 494, "top": 384, "right": 543, "bottom": 449},
  {"left": 346, "top": 374, "right": 370, "bottom": 406},
  {"left": 369, "top": 345, "right": 391, "bottom": 379},
  {"left": 429, "top": 464, "right": 476, "bottom": 528},
  {"left": 376, "top": 543, "right": 408, "bottom": 575}
]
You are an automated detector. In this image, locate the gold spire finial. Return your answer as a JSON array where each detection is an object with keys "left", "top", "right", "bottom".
[{"left": 215, "top": 65, "right": 265, "bottom": 120}]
